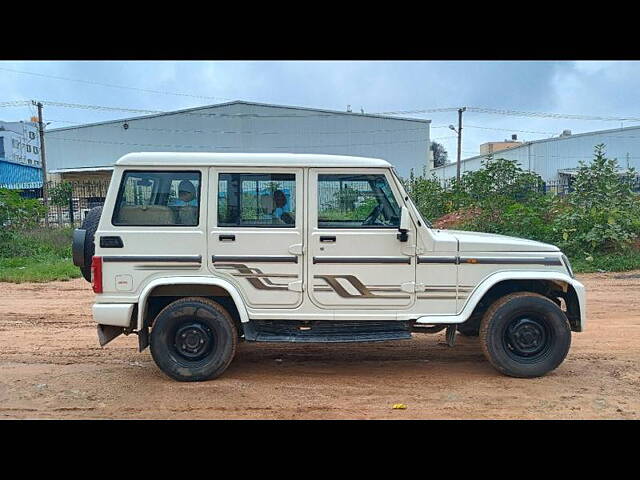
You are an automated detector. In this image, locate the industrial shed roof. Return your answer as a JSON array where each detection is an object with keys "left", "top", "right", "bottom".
[{"left": 48, "top": 100, "right": 431, "bottom": 133}]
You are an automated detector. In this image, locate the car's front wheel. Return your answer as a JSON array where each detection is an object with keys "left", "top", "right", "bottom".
[
  {"left": 150, "top": 297, "right": 237, "bottom": 382},
  {"left": 480, "top": 292, "right": 571, "bottom": 378}
]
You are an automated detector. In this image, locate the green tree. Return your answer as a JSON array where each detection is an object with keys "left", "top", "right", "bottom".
[{"left": 430, "top": 141, "right": 448, "bottom": 168}]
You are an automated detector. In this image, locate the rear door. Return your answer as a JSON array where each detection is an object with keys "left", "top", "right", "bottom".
[
  {"left": 307, "top": 168, "right": 416, "bottom": 311},
  {"left": 208, "top": 167, "right": 304, "bottom": 309}
]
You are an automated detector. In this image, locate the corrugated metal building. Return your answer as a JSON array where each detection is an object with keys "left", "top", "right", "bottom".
[
  {"left": 430, "top": 125, "right": 640, "bottom": 184},
  {"left": 45, "top": 101, "right": 431, "bottom": 181}
]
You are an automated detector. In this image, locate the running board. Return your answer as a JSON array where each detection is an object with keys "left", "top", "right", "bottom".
[{"left": 243, "top": 320, "right": 412, "bottom": 343}]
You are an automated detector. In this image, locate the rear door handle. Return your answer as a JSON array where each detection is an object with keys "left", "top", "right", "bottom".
[
  {"left": 219, "top": 234, "right": 236, "bottom": 241},
  {"left": 320, "top": 236, "right": 336, "bottom": 243}
]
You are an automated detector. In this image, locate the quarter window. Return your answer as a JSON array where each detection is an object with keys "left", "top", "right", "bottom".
[
  {"left": 317, "top": 174, "right": 400, "bottom": 229},
  {"left": 218, "top": 173, "right": 296, "bottom": 227},
  {"left": 113, "top": 171, "right": 201, "bottom": 226}
]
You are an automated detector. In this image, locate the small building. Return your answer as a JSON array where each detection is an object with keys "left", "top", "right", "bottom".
[
  {"left": 45, "top": 100, "right": 431, "bottom": 183},
  {"left": 0, "top": 121, "right": 43, "bottom": 189},
  {"left": 479, "top": 134, "right": 522, "bottom": 155},
  {"left": 430, "top": 125, "right": 640, "bottom": 185}
]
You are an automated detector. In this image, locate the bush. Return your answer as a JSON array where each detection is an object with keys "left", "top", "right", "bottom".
[
  {"left": 405, "top": 145, "right": 640, "bottom": 269},
  {"left": 0, "top": 188, "right": 46, "bottom": 231},
  {"left": 403, "top": 168, "right": 449, "bottom": 222},
  {"left": 554, "top": 144, "right": 640, "bottom": 255}
]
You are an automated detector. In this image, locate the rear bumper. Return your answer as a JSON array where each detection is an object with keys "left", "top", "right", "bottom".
[{"left": 93, "top": 303, "right": 135, "bottom": 328}]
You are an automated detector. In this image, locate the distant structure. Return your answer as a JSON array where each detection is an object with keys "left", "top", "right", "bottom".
[
  {"left": 430, "top": 125, "right": 640, "bottom": 184},
  {"left": 0, "top": 121, "right": 42, "bottom": 189},
  {"left": 44, "top": 100, "right": 431, "bottom": 183},
  {"left": 479, "top": 134, "right": 522, "bottom": 155}
]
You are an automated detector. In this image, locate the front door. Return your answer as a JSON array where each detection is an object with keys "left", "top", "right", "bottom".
[
  {"left": 307, "top": 168, "right": 416, "bottom": 312},
  {"left": 208, "top": 168, "right": 304, "bottom": 309}
]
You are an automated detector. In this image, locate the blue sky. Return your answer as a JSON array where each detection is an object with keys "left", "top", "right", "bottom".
[{"left": 1, "top": 60, "right": 639, "bottom": 162}]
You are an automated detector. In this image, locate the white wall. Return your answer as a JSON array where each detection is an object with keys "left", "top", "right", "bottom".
[
  {"left": 45, "top": 102, "right": 431, "bottom": 178},
  {"left": 430, "top": 125, "right": 640, "bottom": 183}
]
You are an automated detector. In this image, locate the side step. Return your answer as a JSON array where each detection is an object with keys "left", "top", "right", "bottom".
[{"left": 243, "top": 320, "right": 412, "bottom": 343}]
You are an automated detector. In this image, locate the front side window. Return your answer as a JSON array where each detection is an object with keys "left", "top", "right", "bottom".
[
  {"left": 218, "top": 173, "right": 296, "bottom": 227},
  {"left": 317, "top": 174, "right": 400, "bottom": 229},
  {"left": 113, "top": 171, "right": 201, "bottom": 226}
]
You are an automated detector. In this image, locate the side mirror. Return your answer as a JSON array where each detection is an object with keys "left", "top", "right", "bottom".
[{"left": 397, "top": 206, "right": 409, "bottom": 242}]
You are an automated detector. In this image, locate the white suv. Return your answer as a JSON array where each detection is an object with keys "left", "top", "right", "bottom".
[{"left": 72, "top": 152, "right": 586, "bottom": 381}]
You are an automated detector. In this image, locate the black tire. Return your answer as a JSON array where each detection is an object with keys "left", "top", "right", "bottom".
[
  {"left": 457, "top": 315, "right": 481, "bottom": 337},
  {"left": 79, "top": 206, "right": 102, "bottom": 282},
  {"left": 150, "top": 297, "right": 237, "bottom": 382},
  {"left": 480, "top": 292, "right": 571, "bottom": 378}
]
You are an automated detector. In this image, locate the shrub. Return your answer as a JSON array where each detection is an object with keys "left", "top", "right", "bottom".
[
  {"left": 554, "top": 144, "right": 640, "bottom": 255},
  {"left": 0, "top": 188, "right": 46, "bottom": 231},
  {"left": 403, "top": 167, "right": 450, "bottom": 222}
]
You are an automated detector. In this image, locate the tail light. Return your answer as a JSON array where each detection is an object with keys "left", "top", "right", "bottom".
[{"left": 91, "top": 256, "right": 103, "bottom": 293}]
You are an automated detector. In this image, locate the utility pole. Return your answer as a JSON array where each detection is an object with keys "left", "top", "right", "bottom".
[
  {"left": 34, "top": 101, "right": 49, "bottom": 226},
  {"left": 448, "top": 106, "right": 466, "bottom": 183},
  {"left": 456, "top": 107, "right": 466, "bottom": 183}
]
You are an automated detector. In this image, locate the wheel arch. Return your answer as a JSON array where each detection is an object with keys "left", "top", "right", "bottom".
[
  {"left": 462, "top": 272, "right": 585, "bottom": 332},
  {"left": 416, "top": 271, "right": 586, "bottom": 332},
  {"left": 137, "top": 276, "right": 250, "bottom": 331}
]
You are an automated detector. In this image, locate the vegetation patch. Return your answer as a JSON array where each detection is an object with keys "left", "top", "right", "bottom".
[
  {"left": 0, "top": 190, "right": 80, "bottom": 283},
  {"left": 405, "top": 144, "right": 640, "bottom": 273}
]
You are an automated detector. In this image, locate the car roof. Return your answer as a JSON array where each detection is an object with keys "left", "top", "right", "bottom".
[{"left": 115, "top": 152, "right": 392, "bottom": 169}]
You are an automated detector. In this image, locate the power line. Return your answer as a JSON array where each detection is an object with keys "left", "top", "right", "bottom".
[
  {"left": 0, "top": 100, "right": 32, "bottom": 108},
  {"left": 467, "top": 106, "right": 640, "bottom": 122},
  {"left": 0, "top": 66, "right": 234, "bottom": 102},
  {"left": 379, "top": 106, "right": 640, "bottom": 123},
  {"left": 464, "top": 124, "right": 556, "bottom": 135},
  {"left": 32, "top": 99, "right": 640, "bottom": 124}
]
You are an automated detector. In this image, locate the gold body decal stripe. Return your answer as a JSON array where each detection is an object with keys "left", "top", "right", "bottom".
[
  {"left": 314, "top": 275, "right": 409, "bottom": 299},
  {"left": 215, "top": 263, "right": 296, "bottom": 291}
]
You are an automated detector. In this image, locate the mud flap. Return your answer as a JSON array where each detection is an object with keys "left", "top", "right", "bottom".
[
  {"left": 97, "top": 324, "right": 124, "bottom": 347},
  {"left": 138, "top": 326, "right": 149, "bottom": 352},
  {"left": 445, "top": 324, "right": 456, "bottom": 347}
]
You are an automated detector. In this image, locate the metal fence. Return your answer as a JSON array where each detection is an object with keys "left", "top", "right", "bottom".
[{"left": 19, "top": 180, "right": 111, "bottom": 228}]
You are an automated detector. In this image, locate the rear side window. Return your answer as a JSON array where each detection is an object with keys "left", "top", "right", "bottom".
[
  {"left": 113, "top": 171, "right": 201, "bottom": 226},
  {"left": 317, "top": 174, "right": 400, "bottom": 228},
  {"left": 218, "top": 173, "right": 296, "bottom": 227}
]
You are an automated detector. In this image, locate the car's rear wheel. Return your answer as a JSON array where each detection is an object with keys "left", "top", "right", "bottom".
[
  {"left": 480, "top": 292, "right": 571, "bottom": 378},
  {"left": 150, "top": 297, "right": 237, "bottom": 382}
]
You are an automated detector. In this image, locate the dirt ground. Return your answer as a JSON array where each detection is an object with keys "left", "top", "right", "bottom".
[{"left": 0, "top": 272, "right": 639, "bottom": 420}]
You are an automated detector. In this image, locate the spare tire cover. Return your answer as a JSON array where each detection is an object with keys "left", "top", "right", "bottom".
[{"left": 79, "top": 206, "right": 103, "bottom": 282}]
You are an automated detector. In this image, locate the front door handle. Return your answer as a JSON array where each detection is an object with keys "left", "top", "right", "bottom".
[
  {"left": 219, "top": 234, "right": 236, "bottom": 241},
  {"left": 320, "top": 236, "right": 336, "bottom": 243}
]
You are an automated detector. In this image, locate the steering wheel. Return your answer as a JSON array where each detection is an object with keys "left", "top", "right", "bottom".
[{"left": 363, "top": 204, "right": 383, "bottom": 226}]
